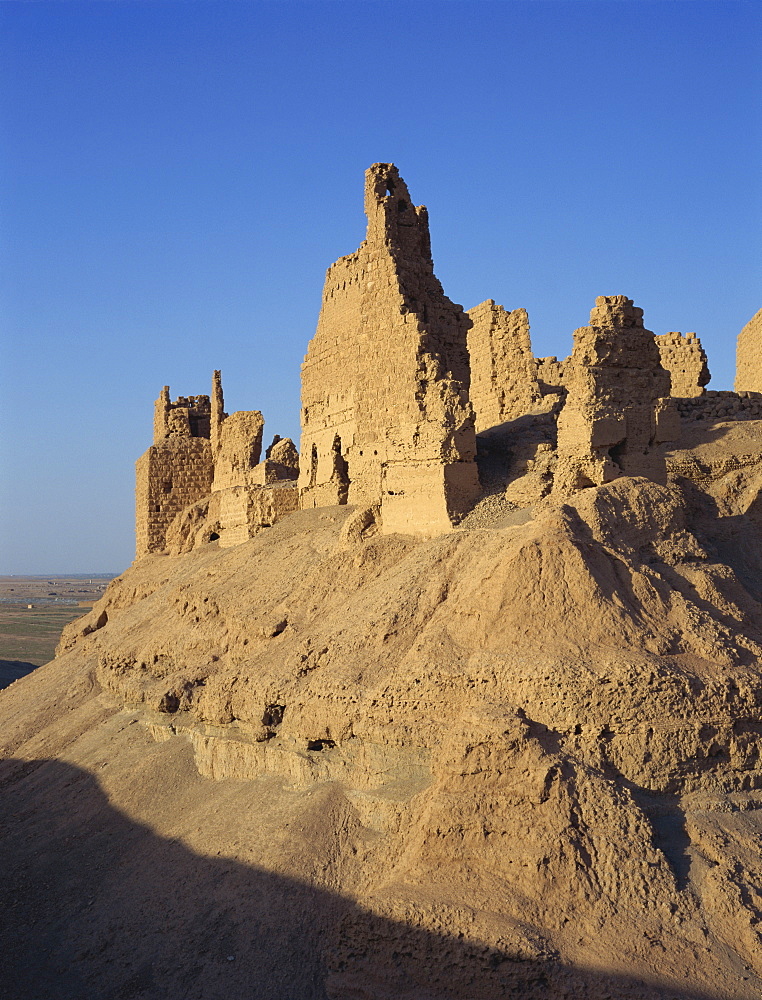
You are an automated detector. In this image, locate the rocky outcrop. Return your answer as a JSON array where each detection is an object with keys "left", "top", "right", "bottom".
[{"left": 4, "top": 451, "right": 758, "bottom": 998}]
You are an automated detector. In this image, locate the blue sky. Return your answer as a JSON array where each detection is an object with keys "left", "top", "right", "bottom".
[{"left": 1, "top": 0, "right": 759, "bottom": 574}]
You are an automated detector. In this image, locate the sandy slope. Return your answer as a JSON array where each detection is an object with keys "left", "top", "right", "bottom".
[{"left": 2, "top": 472, "right": 762, "bottom": 999}]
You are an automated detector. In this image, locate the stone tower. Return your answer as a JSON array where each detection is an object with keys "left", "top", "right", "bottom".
[
  {"left": 135, "top": 387, "right": 214, "bottom": 557},
  {"left": 299, "top": 163, "right": 480, "bottom": 535},
  {"left": 553, "top": 296, "right": 675, "bottom": 495}
]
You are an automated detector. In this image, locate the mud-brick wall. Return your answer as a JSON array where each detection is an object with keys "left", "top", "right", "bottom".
[
  {"left": 467, "top": 300, "right": 540, "bottom": 432},
  {"left": 135, "top": 438, "right": 213, "bottom": 557},
  {"left": 655, "top": 332, "right": 709, "bottom": 398},
  {"left": 676, "top": 390, "right": 762, "bottom": 424},
  {"left": 736, "top": 309, "right": 762, "bottom": 394}
]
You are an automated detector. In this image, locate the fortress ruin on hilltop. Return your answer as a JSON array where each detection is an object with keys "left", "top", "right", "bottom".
[{"left": 135, "top": 164, "right": 762, "bottom": 557}]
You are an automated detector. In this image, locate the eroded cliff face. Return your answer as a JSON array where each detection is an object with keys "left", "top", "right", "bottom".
[{"left": 4, "top": 419, "right": 762, "bottom": 998}]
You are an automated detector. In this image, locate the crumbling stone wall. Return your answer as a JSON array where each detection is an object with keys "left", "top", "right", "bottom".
[
  {"left": 553, "top": 296, "right": 676, "bottom": 496},
  {"left": 655, "top": 332, "right": 710, "bottom": 397},
  {"left": 676, "top": 390, "right": 762, "bottom": 424},
  {"left": 212, "top": 411, "right": 265, "bottom": 492},
  {"left": 136, "top": 373, "right": 298, "bottom": 557},
  {"left": 299, "top": 163, "right": 479, "bottom": 535},
  {"left": 536, "top": 356, "right": 568, "bottom": 397},
  {"left": 136, "top": 389, "right": 214, "bottom": 557},
  {"left": 736, "top": 308, "right": 762, "bottom": 393},
  {"left": 466, "top": 300, "right": 541, "bottom": 432}
]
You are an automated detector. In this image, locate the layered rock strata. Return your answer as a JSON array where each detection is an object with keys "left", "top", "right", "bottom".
[{"left": 15, "top": 447, "right": 761, "bottom": 999}]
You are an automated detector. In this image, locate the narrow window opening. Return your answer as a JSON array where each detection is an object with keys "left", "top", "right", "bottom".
[
  {"left": 332, "top": 434, "right": 350, "bottom": 505},
  {"left": 309, "top": 443, "right": 318, "bottom": 488}
]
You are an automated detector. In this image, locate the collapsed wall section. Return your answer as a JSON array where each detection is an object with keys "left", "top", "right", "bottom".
[
  {"left": 466, "top": 300, "right": 541, "bottom": 432},
  {"left": 299, "top": 163, "right": 479, "bottom": 535},
  {"left": 553, "top": 296, "right": 676, "bottom": 496},
  {"left": 211, "top": 410, "right": 265, "bottom": 493},
  {"left": 209, "top": 377, "right": 298, "bottom": 546},
  {"left": 736, "top": 308, "right": 762, "bottom": 393},
  {"left": 655, "top": 332, "right": 710, "bottom": 397},
  {"left": 136, "top": 375, "right": 299, "bottom": 558},
  {"left": 136, "top": 389, "right": 214, "bottom": 557}
]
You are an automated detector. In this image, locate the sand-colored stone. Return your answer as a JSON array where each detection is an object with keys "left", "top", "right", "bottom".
[
  {"left": 655, "top": 330, "right": 710, "bottom": 397},
  {"left": 211, "top": 410, "right": 265, "bottom": 492},
  {"left": 535, "top": 354, "right": 568, "bottom": 395},
  {"left": 736, "top": 307, "right": 762, "bottom": 392},
  {"left": 299, "top": 163, "right": 479, "bottom": 535},
  {"left": 553, "top": 296, "right": 676, "bottom": 495},
  {"left": 135, "top": 388, "right": 215, "bottom": 557},
  {"left": 466, "top": 299, "right": 541, "bottom": 431},
  {"left": 137, "top": 373, "right": 298, "bottom": 556},
  {"left": 6, "top": 440, "right": 762, "bottom": 997}
]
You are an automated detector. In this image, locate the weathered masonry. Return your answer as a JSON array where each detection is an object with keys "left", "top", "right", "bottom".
[
  {"left": 135, "top": 389, "right": 214, "bottom": 557},
  {"left": 736, "top": 308, "right": 762, "bottom": 393},
  {"left": 298, "top": 163, "right": 480, "bottom": 536},
  {"left": 135, "top": 373, "right": 298, "bottom": 557}
]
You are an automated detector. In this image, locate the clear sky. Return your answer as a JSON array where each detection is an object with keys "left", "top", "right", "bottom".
[{"left": 1, "top": 0, "right": 759, "bottom": 574}]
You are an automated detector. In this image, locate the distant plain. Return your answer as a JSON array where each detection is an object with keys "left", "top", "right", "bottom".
[{"left": 0, "top": 576, "right": 114, "bottom": 687}]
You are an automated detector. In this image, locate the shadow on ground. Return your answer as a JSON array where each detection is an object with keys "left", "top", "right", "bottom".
[
  {"left": 0, "top": 659, "right": 38, "bottom": 689},
  {"left": 0, "top": 758, "right": 724, "bottom": 1000}
]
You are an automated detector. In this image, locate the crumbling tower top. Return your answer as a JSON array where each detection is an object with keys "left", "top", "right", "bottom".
[
  {"left": 299, "top": 162, "right": 479, "bottom": 533},
  {"left": 363, "top": 163, "right": 433, "bottom": 267}
]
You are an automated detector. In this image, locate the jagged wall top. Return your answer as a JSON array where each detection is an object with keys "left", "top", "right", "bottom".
[
  {"left": 298, "top": 162, "right": 479, "bottom": 534},
  {"left": 363, "top": 163, "right": 433, "bottom": 265}
]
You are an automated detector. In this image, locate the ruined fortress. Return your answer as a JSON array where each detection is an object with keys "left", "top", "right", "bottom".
[
  {"left": 13, "top": 165, "right": 762, "bottom": 1000},
  {"left": 135, "top": 164, "right": 761, "bottom": 557}
]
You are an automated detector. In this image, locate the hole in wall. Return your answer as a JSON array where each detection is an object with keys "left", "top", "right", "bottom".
[
  {"left": 307, "top": 738, "right": 336, "bottom": 752},
  {"left": 608, "top": 441, "right": 626, "bottom": 469},
  {"left": 309, "top": 443, "right": 318, "bottom": 488},
  {"left": 262, "top": 704, "right": 285, "bottom": 727}
]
